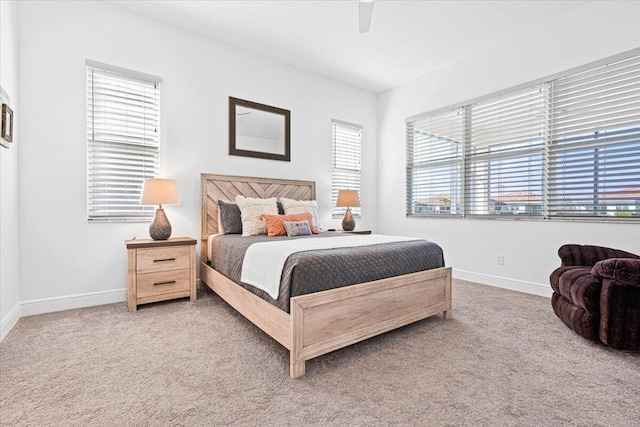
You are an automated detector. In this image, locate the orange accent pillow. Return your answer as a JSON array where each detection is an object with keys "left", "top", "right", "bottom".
[{"left": 260, "top": 213, "right": 319, "bottom": 237}]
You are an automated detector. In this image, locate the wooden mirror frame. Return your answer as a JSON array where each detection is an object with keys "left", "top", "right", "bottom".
[{"left": 229, "top": 97, "right": 291, "bottom": 162}]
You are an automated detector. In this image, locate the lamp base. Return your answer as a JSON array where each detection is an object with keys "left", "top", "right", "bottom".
[
  {"left": 149, "top": 208, "right": 172, "bottom": 240},
  {"left": 342, "top": 208, "right": 356, "bottom": 232}
]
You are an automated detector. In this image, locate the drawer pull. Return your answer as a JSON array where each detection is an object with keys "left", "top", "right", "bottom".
[
  {"left": 153, "top": 258, "right": 176, "bottom": 263},
  {"left": 153, "top": 280, "right": 176, "bottom": 286}
]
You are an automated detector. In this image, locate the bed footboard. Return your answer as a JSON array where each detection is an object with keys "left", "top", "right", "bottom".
[{"left": 289, "top": 267, "right": 452, "bottom": 378}]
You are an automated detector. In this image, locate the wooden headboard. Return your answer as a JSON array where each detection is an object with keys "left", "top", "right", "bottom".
[{"left": 200, "top": 173, "right": 316, "bottom": 260}]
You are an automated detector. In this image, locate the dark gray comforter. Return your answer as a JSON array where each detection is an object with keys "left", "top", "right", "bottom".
[{"left": 209, "top": 232, "right": 445, "bottom": 312}]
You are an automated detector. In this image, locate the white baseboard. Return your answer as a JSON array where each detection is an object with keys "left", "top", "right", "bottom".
[
  {"left": 20, "top": 288, "right": 127, "bottom": 317},
  {"left": 20, "top": 279, "right": 204, "bottom": 317},
  {"left": 454, "top": 269, "right": 553, "bottom": 298},
  {"left": 0, "top": 303, "right": 21, "bottom": 341},
  {"left": 3, "top": 273, "right": 547, "bottom": 342}
]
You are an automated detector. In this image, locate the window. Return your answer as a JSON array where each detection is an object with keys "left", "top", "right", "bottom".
[
  {"left": 87, "top": 61, "right": 161, "bottom": 221},
  {"left": 549, "top": 55, "right": 640, "bottom": 218},
  {"left": 332, "top": 120, "right": 362, "bottom": 217},
  {"left": 406, "top": 108, "right": 464, "bottom": 216},
  {"left": 466, "top": 85, "right": 547, "bottom": 216},
  {"left": 407, "top": 50, "right": 640, "bottom": 220}
]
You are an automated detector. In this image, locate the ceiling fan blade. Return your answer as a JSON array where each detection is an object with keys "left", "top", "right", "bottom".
[{"left": 359, "top": 0, "right": 374, "bottom": 34}]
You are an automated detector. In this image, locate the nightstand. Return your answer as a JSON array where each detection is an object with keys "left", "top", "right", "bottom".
[
  {"left": 126, "top": 237, "right": 197, "bottom": 311},
  {"left": 336, "top": 230, "right": 372, "bottom": 235}
]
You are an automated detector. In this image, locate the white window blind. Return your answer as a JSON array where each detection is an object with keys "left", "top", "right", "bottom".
[
  {"left": 406, "top": 50, "right": 640, "bottom": 221},
  {"left": 466, "top": 85, "right": 547, "bottom": 216},
  {"left": 332, "top": 120, "right": 362, "bottom": 217},
  {"left": 549, "top": 55, "right": 640, "bottom": 218},
  {"left": 87, "top": 61, "right": 161, "bottom": 221},
  {"left": 406, "top": 108, "right": 464, "bottom": 216}
]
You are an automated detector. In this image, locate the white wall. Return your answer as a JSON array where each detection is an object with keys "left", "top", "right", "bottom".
[
  {"left": 10, "top": 0, "right": 640, "bottom": 325},
  {"left": 0, "top": 0, "right": 20, "bottom": 339},
  {"left": 378, "top": 0, "right": 640, "bottom": 296},
  {"left": 17, "top": 1, "right": 377, "bottom": 308}
]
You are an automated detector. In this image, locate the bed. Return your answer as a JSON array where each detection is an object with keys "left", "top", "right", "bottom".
[{"left": 200, "top": 173, "right": 452, "bottom": 378}]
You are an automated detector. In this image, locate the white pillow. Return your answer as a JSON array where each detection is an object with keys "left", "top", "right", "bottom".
[
  {"left": 235, "top": 195, "right": 278, "bottom": 236},
  {"left": 279, "top": 197, "right": 321, "bottom": 232}
]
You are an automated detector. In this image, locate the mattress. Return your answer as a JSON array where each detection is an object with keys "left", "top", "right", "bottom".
[{"left": 208, "top": 232, "right": 445, "bottom": 312}]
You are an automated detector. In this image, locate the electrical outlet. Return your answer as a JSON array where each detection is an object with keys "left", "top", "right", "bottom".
[{"left": 496, "top": 254, "right": 504, "bottom": 265}]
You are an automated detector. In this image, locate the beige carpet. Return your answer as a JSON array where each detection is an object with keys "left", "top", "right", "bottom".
[{"left": 1, "top": 279, "right": 638, "bottom": 426}]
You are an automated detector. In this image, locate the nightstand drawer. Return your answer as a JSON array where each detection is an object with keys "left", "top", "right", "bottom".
[
  {"left": 136, "top": 269, "right": 191, "bottom": 298},
  {"left": 136, "top": 246, "right": 190, "bottom": 274}
]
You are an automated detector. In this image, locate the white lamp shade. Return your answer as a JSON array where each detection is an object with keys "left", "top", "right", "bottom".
[
  {"left": 336, "top": 189, "right": 361, "bottom": 208},
  {"left": 140, "top": 179, "right": 180, "bottom": 205}
]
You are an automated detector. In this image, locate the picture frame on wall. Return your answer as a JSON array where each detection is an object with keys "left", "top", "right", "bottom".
[{"left": 1, "top": 104, "right": 13, "bottom": 147}]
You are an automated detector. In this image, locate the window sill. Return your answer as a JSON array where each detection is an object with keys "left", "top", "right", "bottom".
[{"left": 406, "top": 214, "right": 639, "bottom": 224}]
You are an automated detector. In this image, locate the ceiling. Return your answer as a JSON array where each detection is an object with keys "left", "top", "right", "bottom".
[{"left": 109, "top": 0, "right": 589, "bottom": 94}]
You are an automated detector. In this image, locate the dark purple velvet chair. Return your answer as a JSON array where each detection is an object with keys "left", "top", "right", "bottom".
[{"left": 550, "top": 244, "right": 640, "bottom": 351}]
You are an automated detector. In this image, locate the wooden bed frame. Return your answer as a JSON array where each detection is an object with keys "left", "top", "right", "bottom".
[{"left": 200, "top": 173, "right": 452, "bottom": 378}]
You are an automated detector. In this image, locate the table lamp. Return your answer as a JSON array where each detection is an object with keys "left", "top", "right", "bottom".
[
  {"left": 140, "top": 178, "right": 180, "bottom": 240},
  {"left": 336, "top": 189, "right": 361, "bottom": 232}
]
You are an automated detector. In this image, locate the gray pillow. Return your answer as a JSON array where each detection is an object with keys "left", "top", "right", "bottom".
[
  {"left": 218, "top": 200, "right": 242, "bottom": 234},
  {"left": 283, "top": 220, "right": 313, "bottom": 237},
  {"left": 277, "top": 201, "right": 285, "bottom": 215}
]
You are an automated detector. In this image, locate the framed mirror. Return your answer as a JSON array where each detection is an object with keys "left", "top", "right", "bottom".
[{"left": 229, "top": 97, "right": 291, "bottom": 161}]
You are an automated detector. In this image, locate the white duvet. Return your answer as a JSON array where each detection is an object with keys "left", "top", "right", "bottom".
[{"left": 240, "top": 234, "right": 422, "bottom": 299}]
